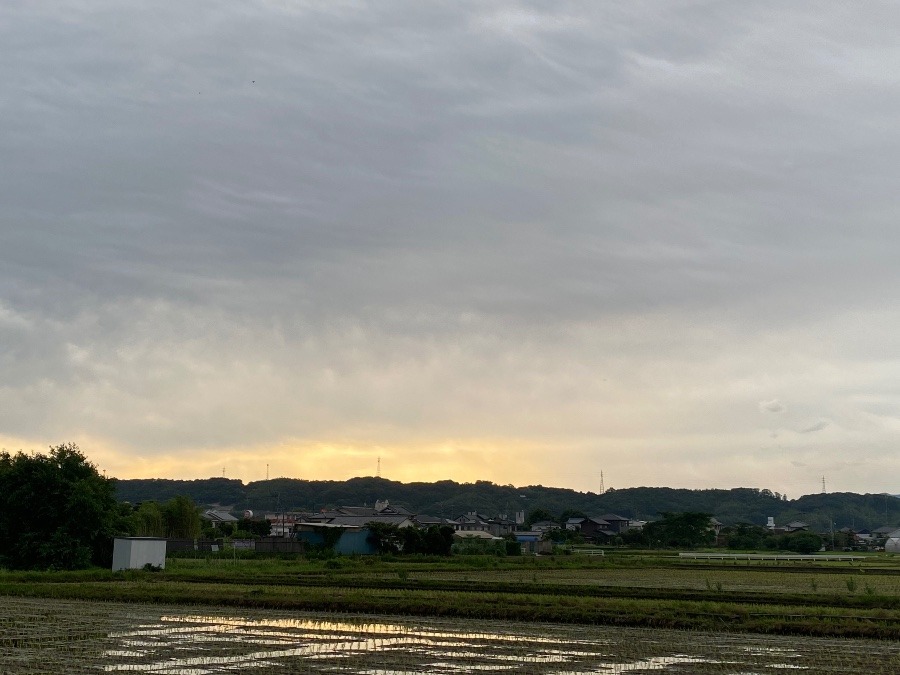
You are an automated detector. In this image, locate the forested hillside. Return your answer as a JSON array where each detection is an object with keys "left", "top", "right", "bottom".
[{"left": 115, "top": 477, "right": 900, "bottom": 531}]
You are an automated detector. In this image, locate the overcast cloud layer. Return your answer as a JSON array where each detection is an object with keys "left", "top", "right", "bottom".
[{"left": 3, "top": 1, "right": 900, "bottom": 496}]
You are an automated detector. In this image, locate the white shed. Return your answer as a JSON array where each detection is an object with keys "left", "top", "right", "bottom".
[
  {"left": 885, "top": 529, "right": 900, "bottom": 554},
  {"left": 112, "top": 537, "right": 167, "bottom": 571}
]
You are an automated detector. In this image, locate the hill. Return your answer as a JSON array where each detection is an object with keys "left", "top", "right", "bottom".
[{"left": 114, "top": 477, "right": 900, "bottom": 531}]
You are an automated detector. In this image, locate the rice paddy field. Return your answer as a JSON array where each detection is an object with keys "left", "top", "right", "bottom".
[
  {"left": 4, "top": 553, "right": 900, "bottom": 672},
  {"left": 2, "top": 596, "right": 900, "bottom": 673}
]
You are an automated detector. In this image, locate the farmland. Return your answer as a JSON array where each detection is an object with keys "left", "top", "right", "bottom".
[
  {"left": 4, "top": 552, "right": 900, "bottom": 638},
  {"left": 5, "top": 553, "right": 900, "bottom": 671},
  {"left": 3, "top": 596, "right": 900, "bottom": 673}
]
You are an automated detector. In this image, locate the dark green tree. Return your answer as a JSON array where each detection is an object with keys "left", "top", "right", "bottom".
[
  {"left": 131, "top": 501, "right": 165, "bottom": 537},
  {"left": 422, "top": 525, "right": 455, "bottom": 556},
  {"left": 725, "top": 523, "right": 774, "bottom": 551},
  {"left": 779, "top": 531, "right": 823, "bottom": 554},
  {"left": 401, "top": 526, "right": 423, "bottom": 553},
  {"left": 236, "top": 518, "right": 271, "bottom": 538},
  {"left": 162, "top": 496, "right": 201, "bottom": 538},
  {"left": 643, "top": 512, "right": 715, "bottom": 549},
  {"left": 365, "top": 522, "right": 404, "bottom": 554},
  {"left": 0, "top": 443, "right": 120, "bottom": 570}
]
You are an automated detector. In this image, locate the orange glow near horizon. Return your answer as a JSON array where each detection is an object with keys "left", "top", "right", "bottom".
[{"left": 0, "top": 433, "right": 544, "bottom": 487}]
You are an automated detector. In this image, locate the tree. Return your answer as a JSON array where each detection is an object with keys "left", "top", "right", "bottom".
[
  {"left": 365, "top": 522, "right": 404, "bottom": 554},
  {"left": 643, "top": 512, "right": 715, "bottom": 549},
  {"left": 422, "top": 525, "right": 455, "bottom": 556},
  {"left": 780, "top": 531, "right": 823, "bottom": 554},
  {"left": 725, "top": 523, "right": 774, "bottom": 551},
  {"left": 162, "top": 496, "right": 201, "bottom": 539},
  {"left": 236, "top": 518, "right": 271, "bottom": 538},
  {"left": 131, "top": 501, "right": 165, "bottom": 537},
  {"left": 401, "top": 526, "right": 424, "bottom": 554},
  {"left": 0, "top": 443, "right": 120, "bottom": 570}
]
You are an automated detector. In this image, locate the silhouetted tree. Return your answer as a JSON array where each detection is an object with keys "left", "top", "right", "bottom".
[{"left": 0, "top": 443, "right": 120, "bottom": 570}]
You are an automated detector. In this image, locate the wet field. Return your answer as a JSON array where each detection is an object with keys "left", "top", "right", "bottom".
[{"left": 2, "top": 597, "right": 899, "bottom": 673}]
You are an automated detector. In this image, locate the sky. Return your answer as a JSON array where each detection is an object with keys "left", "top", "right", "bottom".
[{"left": 2, "top": 1, "right": 900, "bottom": 497}]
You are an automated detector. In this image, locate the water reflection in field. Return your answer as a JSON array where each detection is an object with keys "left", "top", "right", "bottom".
[{"left": 1, "top": 598, "right": 899, "bottom": 673}]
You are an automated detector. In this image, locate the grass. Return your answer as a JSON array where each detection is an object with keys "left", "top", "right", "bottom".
[{"left": 4, "top": 552, "right": 900, "bottom": 638}]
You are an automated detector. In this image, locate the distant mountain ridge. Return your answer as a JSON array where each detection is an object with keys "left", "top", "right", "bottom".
[{"left": 114, "top": 477, "right": 900, "bottom": 532}]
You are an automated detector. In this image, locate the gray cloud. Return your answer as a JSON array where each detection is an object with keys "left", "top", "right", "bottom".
[
  {"left": 3, "top": 2, "right": 900, "bottom": 492},
  {"left": 798, "top": 420, "right": 830, "bottom": 435},
  {"left": 759, "top": 399, "right": 785, "bottom": 414}
]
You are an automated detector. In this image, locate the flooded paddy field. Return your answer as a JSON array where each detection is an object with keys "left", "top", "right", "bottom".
[{"left": 1, "top": 597, "right": 899, "bottom": 673}]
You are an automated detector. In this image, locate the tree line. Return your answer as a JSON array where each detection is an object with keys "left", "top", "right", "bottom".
[{"left": 117, "top": 477, "right": 900, "bottom": 531}]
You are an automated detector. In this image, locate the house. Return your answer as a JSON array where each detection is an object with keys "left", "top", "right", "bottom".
[
  {"left": 783, "top": 520, "right": 810, "bottom": 533},
  {"left": 453, "top": 513, "right": 491, "bottom": 533},
  {"left": 577, "top": 517, "right": 617, "bottom": 542},
  {"left": 202, "top": 509, "right": 238, "bottom": 527},
  {"left": 872, "top": 525, "right": 898, "bottom": 540},
  {"left": 514, "top": 531, "right": 553, "bottom": 555},
  {"left": 452, "top": 512, "right": 517, "bottom": 536},
  {"left": 453, "top": 530, "right": 501, "bottom": 540},
  {"left": 413, "top": 514, "right": 442, "bottom": 526},
  {"left": 302, "top": 502, "right": 417, "bottom": 529},
  {"left": 530, "top": 520, "right": 558, "bottom": 534},
  {"left": 413, "top": 514, "right": 458, "bottom": 529},
  {"left": 321, "top": 514, "right": 414, "bottom": 529},
  {"left": 485, "top": 516, "right": 517, "bottom": 537},
  {"left": 293, "top": 523, "right": 378, "bottom": 555},
  {"left": 596, "top": 514, "right": 630, "bottom": 534},
  {"left": 265, "top": 512, "right": 304, "bottom": 537},
  {"left": 565, "top": 517, "right": 585, "bottom": 531}
]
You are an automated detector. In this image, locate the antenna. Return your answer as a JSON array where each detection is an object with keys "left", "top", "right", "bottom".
[
  {"left": 223, "top": 466, "right": 226, "bottom": 478},
  {"left": 377, "top": 456, "right": 381, "bottom": 478},
  {"left": 266, "top": 463, "right": 269, "bottom": 481},
  {"left": 600, "top": 471, "right": 605, "bottom": 495},
  {"left": 822, "top": 475, "right": 826, "bottom": 494}
]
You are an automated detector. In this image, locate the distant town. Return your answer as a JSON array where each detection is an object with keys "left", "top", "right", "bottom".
[{"left": 111, "top": 472, "right": 900, "bottom": 557}]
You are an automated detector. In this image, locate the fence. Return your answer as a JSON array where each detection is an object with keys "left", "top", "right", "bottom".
[{"left": 255, "top": 537, "right": 305, "bottom": 554}]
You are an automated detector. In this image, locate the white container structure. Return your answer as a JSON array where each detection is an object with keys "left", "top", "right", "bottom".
[{"left": 112, "top": 537, "right": 167, "bottom": 571}]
